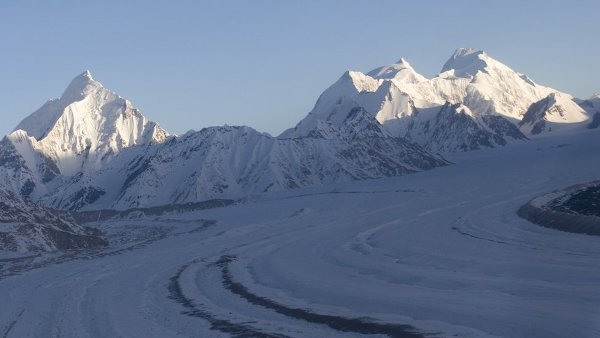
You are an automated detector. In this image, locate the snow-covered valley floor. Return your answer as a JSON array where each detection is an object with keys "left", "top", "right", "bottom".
[{"left": 2, "top": 130, "right": 600, "bottom": 337}]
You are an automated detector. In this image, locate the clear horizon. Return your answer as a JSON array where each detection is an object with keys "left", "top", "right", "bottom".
[{"left": 1, "top": 0, "right": 599, "bottom": 138}]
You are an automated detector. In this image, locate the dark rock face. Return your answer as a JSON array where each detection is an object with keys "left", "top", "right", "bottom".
[
  {"left": 60, "top": 199, "right": 234, "bottom": 223},
  {"left": 67, "top": 187, "right": 106, "bottom": 211},
  {"left": 588, "top": 112, "right": 600, "bottom": 129},
  {"left": 576, "top": 97, "right": 600, "bottom": 129},
  {"left": 41, "top": 227, "right": 107, "bottom": 251},
  {"left": 0, "top": 137, "right": 37, "bottom": 197},
  {"left": 549, "top": 184, "right": 600, "bottom": 217},
  {"left": 419, "top": 103, "right": 527, "bottom": 152},
  {"left": 518, "top": 181, "right": 600, "bottom": 236},
  {"left": 39, "top": 154, "right": 61, "bottom": 183},
  {"left": 0, "top": 137, "right": 26, "bottom": 169},
  {"left": 483, "top": 115, "right": 528, "bottom": 141}
]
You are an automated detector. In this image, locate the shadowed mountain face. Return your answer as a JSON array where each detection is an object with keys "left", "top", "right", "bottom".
[
  {"left": 577, "top": 94, "right": 600, "bottom": 129},
  {"left": 0, "top": 186, "right": 106, "bottom": 252}
]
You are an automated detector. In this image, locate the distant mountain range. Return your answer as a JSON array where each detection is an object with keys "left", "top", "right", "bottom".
[
  {"left": 284, "top": 48, "right": 592, "bottom": 151},
  {"left": 0, "top": 48, "right": 596, "bottom": 212}
]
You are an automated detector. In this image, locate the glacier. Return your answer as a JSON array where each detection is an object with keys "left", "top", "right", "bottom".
[{"left": 1, "top": 128, "right": 599, "bottom": 337}]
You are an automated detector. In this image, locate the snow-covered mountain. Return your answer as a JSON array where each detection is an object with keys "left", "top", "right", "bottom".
[
  {"left": 1, "top": 71, "right": 168, "bottom": 204},
  {"left": 0, "top": 185, "right": 106, "bottom": 252},
  {"left": 0, "top": 72, "right": 446, "bottom": 210},
  {"left": 284, "top": 48, "right": 590, "bottom": 151},
  {"left": 36, "top": 108, "right": 445, "bottom": 210},
  {"left": 12, "top": 71, "right": 167, "bottom": 174},
  {"left": 0, "top": 49, "right": 595, "bottom": 211},
  {"left": 109, "top": 109, "right": 444, "bottom": 209}
]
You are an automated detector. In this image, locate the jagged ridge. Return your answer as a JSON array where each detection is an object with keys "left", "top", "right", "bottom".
[{"left": 0, "top": 71, "right": 447, "bottom": 210}]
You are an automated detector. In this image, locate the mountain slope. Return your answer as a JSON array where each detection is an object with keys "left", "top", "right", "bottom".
[
  {"left": 0, "top": 186, "right": 106, "bottom": 252},
  {"left": 520, "top": 93, "right": 589, "bottom": 135},
  {"left": 108, "top": 108, "right": 445, "bottom": 209}
]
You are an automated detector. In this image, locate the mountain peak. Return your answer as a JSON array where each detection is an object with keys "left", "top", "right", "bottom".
[
  {"left": 451, "top": 48, "right": 482, "bottom": 58},
  {"left": 60, "top": 70, "right": 102, "bottom": 102},
  {"left": 81, "top": 69, "right": 93, "bottom": 80},
  {"left": 440, "top": 48, "right": 489, "bottom": 77},
  {"left": 12, "top": 71, "right": 104, "bottom": 140},
  {"left": 367, "top": 57, "right": 426, "bottom": 82},
  {"left": 396, "top": 57, "right": 409, "bottom": 65}
]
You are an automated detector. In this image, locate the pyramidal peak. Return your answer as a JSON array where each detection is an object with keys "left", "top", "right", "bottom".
[
  {"left": 12, "top": 70, "right": 106, "bottom": 140},
  {"left": 395, "top": 57, "right": 411, "bottom": 66},
  {"left": 11, "top": 70, "right": 168, "bottom": 171},
  {"left": 60, "top": 69, "right": 103, "bottom": 103}
]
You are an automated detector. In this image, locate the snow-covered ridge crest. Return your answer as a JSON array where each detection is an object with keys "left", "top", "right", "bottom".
[{"left": 287, "top": 48, "right": 591, "bottom": 151}]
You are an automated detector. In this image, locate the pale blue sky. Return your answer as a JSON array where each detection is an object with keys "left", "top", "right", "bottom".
[{"left": 1, "top": 0, "right": 599, "bottom": 137}]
